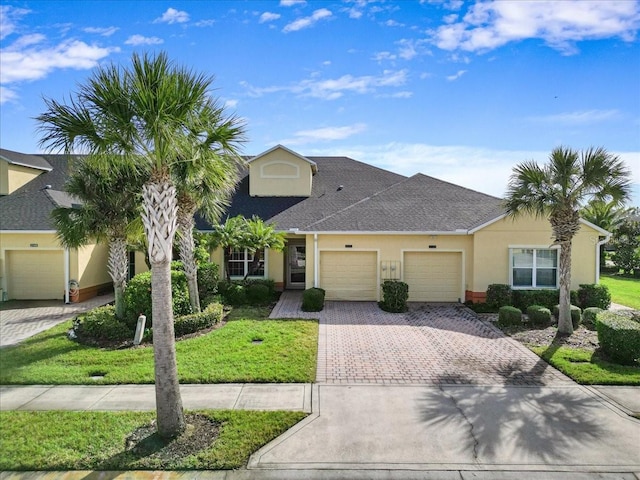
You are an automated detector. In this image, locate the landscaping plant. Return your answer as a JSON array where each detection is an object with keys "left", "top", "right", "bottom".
[{"left": 379, "top": 280, "right": 409, "bottom": 313}]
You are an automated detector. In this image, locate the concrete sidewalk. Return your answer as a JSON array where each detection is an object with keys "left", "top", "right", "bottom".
[{"left": 0, "top": 383, "right": 312, "bottom": 412}]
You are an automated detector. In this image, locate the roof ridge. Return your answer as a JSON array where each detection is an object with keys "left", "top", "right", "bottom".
[{"left": 411, "top": 172, "right": 504, "bottom": 201}]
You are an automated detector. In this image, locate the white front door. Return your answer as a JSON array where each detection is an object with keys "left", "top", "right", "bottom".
[{"left": 287, "top": 245, "right": 306, "bottom": 289}]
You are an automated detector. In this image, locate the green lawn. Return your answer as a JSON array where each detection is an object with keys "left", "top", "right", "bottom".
[
  {"left": 0, "top": 410, "right": 306, "bottom": 470},
  {"left": 0, "top": 317, "right": 318, "bottom": 385},
  {"left": 531, "top": 345, "right": 640, "bottom": 385},
  {"left": 600, "top": 274, "right": 640, "bottom": 309}
]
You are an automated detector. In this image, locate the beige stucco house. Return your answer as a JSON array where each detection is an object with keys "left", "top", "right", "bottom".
[{"left": 1, "top": 145, "right": 609, "bottom": 303}]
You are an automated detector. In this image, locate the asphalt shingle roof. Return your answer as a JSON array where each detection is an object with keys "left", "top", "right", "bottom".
[{"left": 0, "top": 148, "right": 52, "bottom": 171}]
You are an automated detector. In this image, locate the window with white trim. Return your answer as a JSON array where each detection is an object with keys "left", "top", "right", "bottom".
[
  {"left": 228, "top": 248, "right": 265, "bottom": 278},
  {"left": 510, "top": 248, "right": 558, "bottom": 288}
]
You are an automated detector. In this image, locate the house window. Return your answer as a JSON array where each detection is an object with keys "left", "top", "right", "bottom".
[
  {"left": 228, "top": 248, "right": 265, "bottom": 278},
  {"left": 510, "top": 248, "right": 558, "bottom": 288}
]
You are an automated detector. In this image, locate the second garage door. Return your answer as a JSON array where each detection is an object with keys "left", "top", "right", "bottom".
[
  {"left": 6, "top": 250, "right": 65, "bottom": 300},
  {"left": 404, "top": 251, "right": 462, "bottom": 302},
  {"left": 320, "top": 251, "right": 378, "bottom": 301}
]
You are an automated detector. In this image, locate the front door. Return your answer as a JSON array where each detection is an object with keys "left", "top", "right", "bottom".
[{"left": 287, "top": 245, "right": 306, "bottom": 289}]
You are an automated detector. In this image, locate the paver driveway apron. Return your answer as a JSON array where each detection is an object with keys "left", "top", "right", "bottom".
[{"left": 314, "top": 301, "right": 572, "bottom": 385}]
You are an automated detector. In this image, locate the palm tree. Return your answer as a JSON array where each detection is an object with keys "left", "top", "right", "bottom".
[
  {"left": 504, "top": 146, "right": 631, "bottom": 334},
  {"left": 173, "top": 104, "right": 245, "bottom": 312},
  {"left": 242, "top": 216, "right": 286, "bottom": 279},
  {"left": 52, "top": 155, "right": 144, "bottom": 318},
  {"left": 207, "top": 215, "right": 248, "bottom": 281},
  {"left": 37, "top": 52, "right": 242, "bottom": 439},
  {"left": 581, "top": 200, "right": 626, "bottom": 269}
]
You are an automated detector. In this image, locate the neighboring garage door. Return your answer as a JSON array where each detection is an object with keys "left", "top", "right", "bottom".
[
  {"left": 6, "top": 250, "right": 64, "bottom": 300},
  {"left": 320, "top": 251, "right": 378, "bottom": 301},
  {"left": 404, "top": 251, "right": 462, "bottom": 302}
]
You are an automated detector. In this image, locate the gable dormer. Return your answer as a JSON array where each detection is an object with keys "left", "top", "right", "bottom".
[
  {"left": 248, "top": 145, "right": 317, "bottom": 197},
  {"left": 0, "top": 149, "right": 52, "bottom": 195}
]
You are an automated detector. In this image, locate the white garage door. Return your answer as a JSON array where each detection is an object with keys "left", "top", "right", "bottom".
[
  {"left": 7, "top": 250, "right": 64, "bottom": 300},
  {"left": 403, "top": 252, "right": 462, "bottom": 302},
  {"left": 320, "top": 251, "right": 378, "bottom": 301}
]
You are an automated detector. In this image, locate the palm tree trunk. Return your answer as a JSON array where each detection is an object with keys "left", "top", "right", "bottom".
[
  {"left": 141, "top": 176, "right": 185, "bottom": 440},
  {"left": 557, "top": 240, "right": 573, "bottom": 334},
  {"left": 107, "top": 235, "right": 129, "bottom": 319},
  {"left": 177, "top": 204, "right": 201, "bottom": 313}
]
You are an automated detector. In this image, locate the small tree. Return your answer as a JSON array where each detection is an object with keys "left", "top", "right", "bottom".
[
  {"left": 581, "top": 200, "right": 626, "bottom": 269},
  {"left": 611, "top": 214, "right": 640, "bottom": 275}
]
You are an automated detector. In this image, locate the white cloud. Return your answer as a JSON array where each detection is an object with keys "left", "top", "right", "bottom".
[
  {"left": 0, "top": 85, "right": 18, "bottom": 104},
  {"left": 260, "top": 12, "right": 281, "bottom": 23},
  {"left": 194, "top": 19, "right": 216, "bottom": 27},
  {"left": 0, "top": 5, "right": 30, "bottom": 40},
  {"left": 281, "top": 123, "right": 367, "bottom": 145},
  {"left": 384, "top": 19, "right": 404, "bottom": 27},
  {"left": 125, "top": 34, "right": 164, "bottom": 46},
  {"left": 225, "top": 99, "right": 239, "bottom": 109},
  {"left": 280, "top": 0, "right": 306, "bottom": 6},
  {"left": 242, "top": 69, "right": 408, "bottom": 100},
  {"left": 83, "top": 26, "right": 119, "bottom": 36},
  {"left": 0, "top": 37, "right": 117, "bottom": 84},
  {"left": 528, "top": 109, "right": 622, "bottom": 125},
  {"left": 431, "top": 0, "right": 640, "bottom": 55},
  {"left": 446, "top": 69, "right": 466, "bottom": 81},
  {"left": 283, "top": 8, "right": 332, "bottom": 33},
  {"left": 154, "top": 7, "right": 190, "bottom": 24}
]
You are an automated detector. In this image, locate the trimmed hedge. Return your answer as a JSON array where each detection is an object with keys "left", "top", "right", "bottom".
[
  {"left": 512, "top": 289, "right": 579, "bottom": 311},
  {"left": 576, "top": 284, "right": 611, "bottom": 310},
  {"left": 123, "top": 270, "right": 192, "bottom": 329},
  {"left": 527, "top": 305, "right": 552, "bottom": 326},
  {"left": 498, "top": 306, "right": 522, "bottom": 326},
  {"left": 583, "top": 307, "right": 604, "bottom": 329},
  {"left": 380, "top": 280, "right": 409, "bottom": 313},
  {"left": 73, "top": 305, "right": 132, "bottom": 342},
  {"left": 302, "top": 288, "right": 325, "bottom": 312},
  {"left": 216, "top": 279, "right": 276, "bottom": 306},
  {"left": 486, "top": 284, "right": 512, "bottom": 309},
  {"left": 173, "top": 302, "right": 225, "bottom": 337},
  {"left": 197, "top": 262, "right": 219, "bottom": 299},
  {"left": 553, "top": 304, "right": 582, "bottom": 329},
  {"left": 596, "top": 311, "right": 640, "bottom": 365},
  {"left": 246, "top": 283, "right": 271, "bottom": 305}
]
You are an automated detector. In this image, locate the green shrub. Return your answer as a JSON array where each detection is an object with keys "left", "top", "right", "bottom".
[
  {"left": 124, "top": 270, "right": 192, "bottom": 329},
  {"left": 596, "top": 311, "right": 640, "bottom": 365},
  {"left": 380, "top": 280, "right": 409, "bottom": 313},
  {"left": 173, "top": 302, "right": 225, "bottom": 337},
  {"left": 74, "top": 305, "right": 132, "bottom": 342},
  {"left": 302, "top": 288, "right": 325, "bottom": 312},
  {"left": 466, "top": 302, "right": 496, "bottom": 313},
  {"left": 583, "top": 307, "right": 604, "bottom": 329},
  {"left": 553, "top": 304, "right": 582, "bottom": 329},
  {"left": 201, "top": 294, "right": 224, "bottom": 309},
  {"left": 498, "top": 306, "right": 522, "bottom": 326},
  {"left": 197, "top": 262, "right": 219, "bottom": 299},
  {"left": 577, "top": 284, "right": 611, "bottom": 310},
  {"left": 512, "top": 289, "right": 578, "bottom": 310},
  {"left": 221, "top": 282, "right": 247, "bottom": 306},
  {"left": 245, "top": 278, "right": 276, "bottom": 296},
  {"left": 486, "top": 284, "right": 512, "bottom": 309},
  {"left": 170, "top": 260, "right": 184, "bottom": 271},
  {"left": 527, "top": 305, "right": 552, "bottom": 327},
  {"left": 246, "top": 283, "right": 271, "bottom": 305}
]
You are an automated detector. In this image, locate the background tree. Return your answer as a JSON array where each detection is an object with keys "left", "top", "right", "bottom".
[
  {"left": 580, "top": 200, "right": 626, "bottom": 269},
  {"left": 173, "top": 106, "right": 245, "bottom": 312},
  {"left": 51, "top": 156, "right": 144, "bottom": 318},
  {"left": 504, "top": 146, "right": 631, "bottom": 334},
  {"left": 611, "top": 211, "right": 640, "bottom": 276},
  {"left": 207, "top": 215, "right": 248, "bottom": 281},
  {"left": 242, "top": 216, "right": 286, "bottom": 279},
  {"left": 37, "top": 52, "right": 235, "bottom": 439}
]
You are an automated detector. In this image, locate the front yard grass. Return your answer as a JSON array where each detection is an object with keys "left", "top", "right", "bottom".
[
  {"left": 0, "top": 316, "right": 318, "bottom": 384},
  {"left": 0, "top": 409, "right": 306, "bottom": 470},
  {"left": 600, "top": 274, "right": 640, "bottom": 309},
  {"left": 530, "top": 345, "right": 640, "bottom": 385}
]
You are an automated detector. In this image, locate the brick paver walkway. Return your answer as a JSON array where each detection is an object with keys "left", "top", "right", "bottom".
[
  {"left": 0, "top": 294, "right": 114, "bottom": 347},
  {"left": 271, "top": 292, "right": 573, "bottom": 386}
]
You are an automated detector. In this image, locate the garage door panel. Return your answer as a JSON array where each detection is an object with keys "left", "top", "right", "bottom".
[
  {"left": 404, "top": 252, "right": 462, "bottom": 302},
  {"left": 7, "top": 250, "right": 64, "bottom": 300},
  {"left": 320, "top": 251, "right": 378, "bottom": 301}
]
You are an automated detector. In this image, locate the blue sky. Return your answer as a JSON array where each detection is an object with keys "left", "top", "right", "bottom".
[{"left": 1, "top": 0, "right": 639, "bottom": 204}]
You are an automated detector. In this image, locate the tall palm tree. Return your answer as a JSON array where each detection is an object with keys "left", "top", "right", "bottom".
[
  {"left": 173, "top": 103, "right": 245, "bottom": 312},
  {"left": 504, "top": 146, "right": 631, "bottom": 334},
  {"left": 242, "top": 216, "right": 286, "bottom": 279},
  {"left": 52, "top": 155, "right": 144, "bottom": 318},
  {"left": 37, "top": 52, "right": 241, "bottom": 439}
]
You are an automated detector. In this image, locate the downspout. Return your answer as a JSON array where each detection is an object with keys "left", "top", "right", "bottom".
[
  {"left": 314, "top": 234, "right": 319, "bottom": 288},
  {"left": 595, "top": 234, "right": 611, "bottom": 284},
  {"left": 64, "top": 248, "right": 70, "bottom": 304}
]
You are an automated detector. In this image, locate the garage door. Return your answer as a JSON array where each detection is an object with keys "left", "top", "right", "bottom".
[
  {"left": 6, "top": 250, "right": 64, "bottom": 300},
  {"left": 403, "top": 252, "right": 462, "bottom": 302},
  {"left": 320, "top": 251, "right": 378, "bottom": 301}
]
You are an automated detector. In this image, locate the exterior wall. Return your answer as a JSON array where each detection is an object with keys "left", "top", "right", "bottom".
[
  {"left": 249, "top": 148, "right": 313, "bottom": 197},
  {"left": 472, "top": 215, "right": 602, "bottom": 296},
  {"left": 76, "top": 243, "right": 112, "bottom": 301},
  {"left": 0, "top": 162, "right": 42, "bottom": 195}
]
